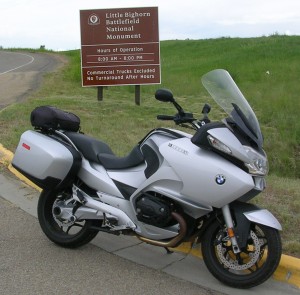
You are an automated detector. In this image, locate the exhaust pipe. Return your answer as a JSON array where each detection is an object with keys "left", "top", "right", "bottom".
[{"left": 137, "top": 212, "right": 187, "bottom": 248}]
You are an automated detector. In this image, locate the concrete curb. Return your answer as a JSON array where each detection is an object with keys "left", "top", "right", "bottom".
[{"left": 0, "top": 144, "right": 299, "bottom": 289}]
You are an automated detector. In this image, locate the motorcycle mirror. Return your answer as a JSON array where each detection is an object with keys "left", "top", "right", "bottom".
[
  {"left": 155, "top": 89, "right": 175, "bottom": 103},
  {"left": 202, "top": 103, "right": 211, "bottom": 115}
]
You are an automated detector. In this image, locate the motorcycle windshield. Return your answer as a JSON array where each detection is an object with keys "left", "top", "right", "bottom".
[{"left": 201, "top": 69, "right": 263, "bottom": 146}]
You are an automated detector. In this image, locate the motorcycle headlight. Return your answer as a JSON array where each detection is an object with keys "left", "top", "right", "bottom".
[{"left": 243, "top": 146, "right": 269, "bottom": 176}]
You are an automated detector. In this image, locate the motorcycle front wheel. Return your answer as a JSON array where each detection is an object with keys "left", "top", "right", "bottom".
[
  {"left": 201, "top": 219, "right": 282, "bottom": 289},
  {"left": 38, "top": 189, "right": 98, "bottom": 248}
]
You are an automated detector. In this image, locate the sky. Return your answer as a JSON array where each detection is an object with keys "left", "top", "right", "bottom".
[{"left": 1, "top": 0, "right": 300, "bottom": 51}]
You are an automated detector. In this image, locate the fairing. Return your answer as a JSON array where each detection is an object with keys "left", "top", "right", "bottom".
[{"left": 201, "top": 69, "right": 263, "bottom": 147}]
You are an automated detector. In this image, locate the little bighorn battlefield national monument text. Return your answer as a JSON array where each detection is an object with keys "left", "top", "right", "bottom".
[{"left": 80, "top": 7, "right": 160, "bottom": 87}]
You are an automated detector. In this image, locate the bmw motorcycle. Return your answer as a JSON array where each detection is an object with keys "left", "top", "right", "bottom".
[{"left": 12, "top": 69, "right": 282, "bottom": 289}]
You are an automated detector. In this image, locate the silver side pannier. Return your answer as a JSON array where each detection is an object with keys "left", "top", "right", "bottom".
[{"left": 12, "top": 130, "right": 81, "bottom": 190}]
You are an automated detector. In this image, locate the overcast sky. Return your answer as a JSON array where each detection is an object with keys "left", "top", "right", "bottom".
[{"left": 1, "top": 0, "right": 300, "bottom": 51}]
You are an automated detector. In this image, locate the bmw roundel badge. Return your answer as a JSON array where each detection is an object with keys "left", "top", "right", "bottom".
[{"left": 215, "top": 174, "right": 226, "bottom": 185}]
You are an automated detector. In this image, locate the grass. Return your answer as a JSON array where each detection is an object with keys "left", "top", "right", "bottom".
[{"left": 0, "top": 35, "right": 299, "bottom": 257}]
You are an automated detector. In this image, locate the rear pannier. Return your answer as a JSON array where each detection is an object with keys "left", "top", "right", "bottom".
[
  {"left": 12, "top": 130, "right": 81, "bottom": 190},
  {"left": 30, "top": 106, "right": 80, "bottom": 132}
]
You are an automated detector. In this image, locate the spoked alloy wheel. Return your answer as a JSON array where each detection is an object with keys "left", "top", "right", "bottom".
[
  {"left": 38, "top": 189, "right": 98, "bottom": 248},
  {"left": 201, "top": 219, "right": 282, "bottom": 289}
]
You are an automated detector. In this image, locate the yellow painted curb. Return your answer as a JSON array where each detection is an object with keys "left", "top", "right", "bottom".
[
  {"left": 0, "top": 144, "right": 299, "bottom": 289},
  {"left": 0, "top": 143, "right": 14, "bottom": 165},
  {"left": 0, "top": 144, "right": 42, "bottom": 192},
  {"left": 274, "top": 254, "right": 300, "bottom": 288},
  {"left": 171, "top": 241, "right": 202, "bottom": 258},
  {"left": 8, "top": 163, "right": 42, "bottom": 192}
]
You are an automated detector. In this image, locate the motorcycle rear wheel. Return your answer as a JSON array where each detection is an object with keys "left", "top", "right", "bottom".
[
  {"left": 201, "top": 219, "right": 282, "bottom": 289},
  {"left": 38, "top": 189, "right": 98, "bottom": 248}
]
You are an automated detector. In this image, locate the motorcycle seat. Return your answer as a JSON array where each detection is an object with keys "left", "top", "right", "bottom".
[{"left": 64, "top": 132, "right": 144, "bottom": 169}]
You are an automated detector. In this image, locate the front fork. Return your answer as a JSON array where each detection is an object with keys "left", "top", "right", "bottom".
[
  {"left": 220, "top": 202, "right": 282, "bottom": 254},
  {"left": 222, "top": 204, "right": 241, "bottom": 254}
]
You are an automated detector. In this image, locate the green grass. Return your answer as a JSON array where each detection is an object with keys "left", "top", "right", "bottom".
[{"left": 0, "top": 35, "right": 299, "bottom": 256}]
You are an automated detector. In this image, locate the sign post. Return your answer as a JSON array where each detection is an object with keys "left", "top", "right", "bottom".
[{"left": 80, "top": 7, "right": 160, "bottom": 104}]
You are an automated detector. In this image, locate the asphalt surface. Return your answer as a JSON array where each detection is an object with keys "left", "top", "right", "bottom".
[{"left": 0, "top": 51, "right": 66, "bottom": 109}]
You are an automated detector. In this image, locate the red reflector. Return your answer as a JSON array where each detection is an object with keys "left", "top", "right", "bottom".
[{"left": 22, "top": 143, "right": 31, "bottom": 150}]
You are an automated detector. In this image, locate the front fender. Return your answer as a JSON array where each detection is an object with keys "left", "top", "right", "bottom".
[
  {"left": 243, "top": 209, "right": 282, "bottom": 231},
  {"left": 230, "top": 202, "right": 282, "bottom": 249},
  {"left": 231, "top": 201, "right": 282, "bottom": 231}
]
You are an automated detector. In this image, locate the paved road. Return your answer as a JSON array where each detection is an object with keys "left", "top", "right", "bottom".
[{"left": 0, "top": 51, "right": 65, "bottom": 109}]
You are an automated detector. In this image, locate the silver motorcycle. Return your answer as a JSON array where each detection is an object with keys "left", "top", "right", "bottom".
[{"left": 12, "top": 69, "right": 282, "bottom": 288}]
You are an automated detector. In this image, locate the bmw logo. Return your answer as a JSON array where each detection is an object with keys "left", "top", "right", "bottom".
[{"left": 215, "top": 174, "right": 226, "bottom": 185}]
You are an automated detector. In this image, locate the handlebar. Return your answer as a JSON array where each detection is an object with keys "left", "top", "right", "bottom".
[
  {"left": 157, "top": 115, "right": 175, "bottom": 121},
  {"left": 155, "top": 88, "right": 212, "bottom": 130}
]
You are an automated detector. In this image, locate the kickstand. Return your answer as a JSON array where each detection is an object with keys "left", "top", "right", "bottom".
[{"left": 164, "top": 247, "right": 174, "bottom": 254}]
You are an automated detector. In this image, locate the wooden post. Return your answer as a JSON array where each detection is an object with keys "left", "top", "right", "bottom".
[
  {"left": 135, "top": 85, "right": 141, "bottom": 106},
  {"left": 97, "top": 86, "right": 103, "bottom": 101}
]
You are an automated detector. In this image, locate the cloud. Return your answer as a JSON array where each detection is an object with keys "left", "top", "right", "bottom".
[{"left": 0, "top": 0, "right": 300, "bottom": 50}]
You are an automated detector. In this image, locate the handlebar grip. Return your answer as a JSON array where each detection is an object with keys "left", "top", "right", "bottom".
[{"left": 157, "top": 115, "right": 175, "bottom": 120}]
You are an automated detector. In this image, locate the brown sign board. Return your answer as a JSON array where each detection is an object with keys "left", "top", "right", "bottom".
[{"left": 80, "top": 7, "right": 160, "bottom": 87}]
